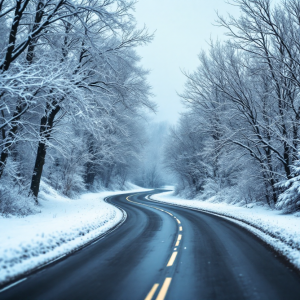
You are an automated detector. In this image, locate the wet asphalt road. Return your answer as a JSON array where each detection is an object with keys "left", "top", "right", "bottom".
[{"left": 1, "top": 189, "right": 300, "bottom": 300}]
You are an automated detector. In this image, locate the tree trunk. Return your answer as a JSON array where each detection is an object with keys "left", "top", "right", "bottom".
[
  {"left": 30, "top": 103, "right": 60, "bottom": 200},
  {"left": 85, "top": 161, "right": 95, "bottom": 188},
  {"left": 84, "top": 136, "right": 95, "bottom": 189},
  {"left": 30, "top": 140, "right": 47, "bottom": 201},
  {"left": 104, "top": 164, "right": 114, "bottom": 188},
  {"left": 26, "top": 0, "right": 45, "bottom": 64},
  {"left": 0, "top": 1, "right": 45, "bottom": 178},
  {"left": 0, "top": 102, "right": 27, "bottom": 178},
  {"left": 0, "top": 0, "right": 30, "bottom": 71}
]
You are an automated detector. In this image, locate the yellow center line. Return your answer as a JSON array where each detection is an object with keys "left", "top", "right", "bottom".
[
  {"left": 167, "top": 252, "right": 178, "bottom": 267},
  {"left": 126, "top": 196, "right": 161, "bottom": 211},
  {"left": 126, "top": 195, "right": 177, "bottom": 223},
  {"left": 145, "top": 283, "right": 159, "bottom": 300},
  {"left": 126, "top": 195, "right": 179, "bottom": 300},
  {"left": 156, "top": 278, "right": 172, "bottom": 300}
]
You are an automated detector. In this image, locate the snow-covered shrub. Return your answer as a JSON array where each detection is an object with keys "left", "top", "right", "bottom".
[
  {"left": 0, "top": 156, "right": 38, "bottom": 216},
  {"left": 47, "top": 161, "right": 86, "bottom": 198},
  {"left": 0, "top": 186, "right": 38, "bottom": 217},
  {"left": 0, "top": 164, "right": 38, "bottom": 216},
  {"left": 44, "top": 131, "right": 88, "bottom": 198},
  {"left": 276, "top": 158, "right": 300, "bottom": 212}
]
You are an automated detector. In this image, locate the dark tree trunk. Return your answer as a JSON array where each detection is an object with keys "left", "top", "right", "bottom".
[
  {"left": 105, "top": 165, "right": 114, "bottom": 188},
  {"left": 0, "top": 0, "right": 30, "bottom": 71},
  {"left": 0, "top": 102, "right": 27, "bottom": 178},
  {"left": 265, "top": 145, "right": 278, "bottom": 204},
  {"left": 26, "top": 0, "right": 45, "bottom": 64},
  {"left": 30, "top": 103, "right": 60, "bottom": 200},
  {"left": 30, "top": 140, "right": 47, "bottom": 200},
  {"left": 278, "top": 96, "right": 292, "bottom": 179},
  {"left": 84, "top": 137, "right": 96, "bottom": 189},
  {"left": 85, "top": 163, "right": 96, "bottom": 188},
  {"left": 262, "top": 172, "right": 271, "bottom": 207},
  {"left": 0, "top": 1, "right": 45, "bottom": 178},
  {"left": 283, "top": 140, "right": 291, "bottom": 179}
]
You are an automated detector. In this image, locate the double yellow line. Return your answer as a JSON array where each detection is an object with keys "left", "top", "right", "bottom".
[
  {"left": 125, "top": 195, "right": 183, "bottom": 300},
  {"left": 145, "top": 278, "right": 172, "bottom": 300}
]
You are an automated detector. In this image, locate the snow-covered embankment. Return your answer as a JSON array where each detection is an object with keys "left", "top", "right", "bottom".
[{"left": 0, "top": 184, "right": 146, "bottom": 286}]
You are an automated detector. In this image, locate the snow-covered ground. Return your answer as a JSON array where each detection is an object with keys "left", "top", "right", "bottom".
[
  {"left": 0, "top": 182, "right": 149, "bottom": 286},
  {"left": 151, "top": 190, "right": 300, "bottom": 270}
]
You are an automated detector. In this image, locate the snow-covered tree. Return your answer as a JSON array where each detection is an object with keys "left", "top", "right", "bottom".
[
  {"left": 167, "top": 0, "right": 300, "bottom": 208},
  {"left": 0, "top": 0, "right": 155, "bottom": 213},
  {"left": 277, "top": 153, "right": 300, "bottom": 212}
]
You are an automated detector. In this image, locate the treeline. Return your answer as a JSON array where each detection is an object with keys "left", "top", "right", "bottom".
[
  {"left": 0, "top": 0, "right": 154, "bottom": 214},
  {"left": 165, "top": 0, "right": 300, "bottom": 212}
]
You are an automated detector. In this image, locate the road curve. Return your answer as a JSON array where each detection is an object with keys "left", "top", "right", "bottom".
[{"left": 1, "top": 189, "right": 300, "bottom": 300}]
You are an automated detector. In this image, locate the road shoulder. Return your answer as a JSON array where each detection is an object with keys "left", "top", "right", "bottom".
[
  {"left": 0, "top": 186, "right": 150, "bottom": 289},
  {"left": 150, "top": 190, "right": 300, "bottom": 272}
]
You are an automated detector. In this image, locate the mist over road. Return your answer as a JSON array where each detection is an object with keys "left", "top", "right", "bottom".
[{"left": 2, "top": 190, "right": 300, "bottom": 300}]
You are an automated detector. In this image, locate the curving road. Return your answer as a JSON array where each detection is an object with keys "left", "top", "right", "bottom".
[{"left": 1, "top": 189, "right": 300, "bottom": 300}]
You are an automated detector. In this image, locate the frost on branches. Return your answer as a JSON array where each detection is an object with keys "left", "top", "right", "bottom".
[
  {"left": 0, "top": 0, "right": 155, "bottom": 215},
  {"left": 277, "top": 156, "right": 300, "bottom": 212},
  {"left": 165, "top": 0, "right": 300, "bottom": 211}
]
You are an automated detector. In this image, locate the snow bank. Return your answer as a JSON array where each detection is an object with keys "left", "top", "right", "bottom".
[
  {"left": 151, "top": 190, "right": 300, "bottom": 270},
  {"left": 0, "top": 182, "right": 149, "bottom": 286}
]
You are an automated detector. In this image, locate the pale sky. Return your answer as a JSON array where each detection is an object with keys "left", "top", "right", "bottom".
[{"left": 134, "top": 0, "right": 240, "bottom": 124}]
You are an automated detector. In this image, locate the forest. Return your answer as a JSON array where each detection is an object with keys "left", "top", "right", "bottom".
[
  {"left": 2, "top": 0, "right": 300, "bottom": 216},
  {"left": 165, "top": 0, "right": 300, "bottom": 212},
  {"left": 3, "top": 1, "right": 300, "bottom": 298},
  {"left": 0, "top": 0, "right": 161, "bottom": 215}
]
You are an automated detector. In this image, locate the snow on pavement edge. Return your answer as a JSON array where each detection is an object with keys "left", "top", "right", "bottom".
[
  {"left": 150, "top": 190, "right": 300, "bottom": 270},
  {"left": 0, "top": 184, "right": 150, "bottom": 287}
]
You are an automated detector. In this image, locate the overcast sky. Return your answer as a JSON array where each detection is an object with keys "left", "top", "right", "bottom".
[{"left": 134, "top": 0, "right": 240, "bottom": 124}]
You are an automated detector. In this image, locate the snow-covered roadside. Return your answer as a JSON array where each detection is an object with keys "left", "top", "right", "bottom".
[
  {"left": 0, "top": 183, "right": 149, "bottom": 287},
  {"left": 150, "top": 190, "right": 300, "bottom": 270}
]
